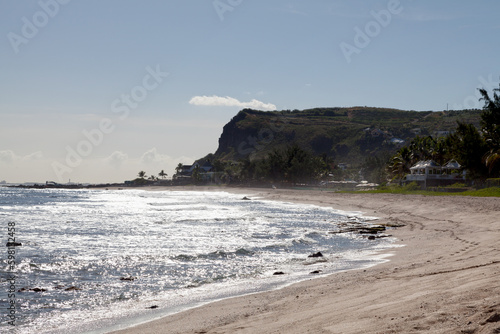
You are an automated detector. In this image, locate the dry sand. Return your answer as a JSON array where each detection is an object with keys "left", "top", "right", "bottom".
[{"left": 110, "top": 188, "right": 500, "bottom": 334}]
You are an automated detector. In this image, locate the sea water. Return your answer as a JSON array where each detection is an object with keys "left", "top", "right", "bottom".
[{"left": 0, "top": 188, "right": 396, "bottom": 333}]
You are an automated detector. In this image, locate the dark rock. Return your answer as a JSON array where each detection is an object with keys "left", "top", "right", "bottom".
[
  {"left": 308, "top": 252, "right": 323, "bottom": 258},
  {"left": 329, "top": 225, "right": 388, "bottom": 235},
  {"left": 148, "top": 305, "right": 159, "bottom": 309},
  {"left": 486, "top": 313, "right": 500, "bottom": 323},
  {"left": 381, "top": 222, "right": 406, "bottom": 228},
  {"left": 367, "top": 236, "right": 376, "bottom": 240},
  {"left": 242, "top": 196, "right": 251, "bottom": 200},
  {"left": 18, "top": 287, "right": 47, "bottom": 292},
  {"left": 359, "top": 229, "right": 379, "bottom": 234},
  {"left": 310, "top": 270, "right": 322, "bottom": 274},
  {"left": 273, "top": 271, "right": 285, "bottom": 275},
  {"left": 359, "top": 226, "right": 385, "bottom": 234},
  {"left": 120, "top": 276, "right": 137, "bottom": 281},
  {"left": 6, "top": 242, "right": 22, "bottom": 247},
  {"left": 64, "top": 286, "right": 81, "bottom": 291}
]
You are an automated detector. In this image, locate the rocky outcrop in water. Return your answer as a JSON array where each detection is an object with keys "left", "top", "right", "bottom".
[
  {"left": 329, "top": 222, "right": 398, "bottom": 240},
  {"left": 308, "top": 252, "right": 323, "bottom": 258}
]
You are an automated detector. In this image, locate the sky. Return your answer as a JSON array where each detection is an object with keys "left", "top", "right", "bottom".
[{"left": 1, "top": 0, "right": 500, "bottom": 184}]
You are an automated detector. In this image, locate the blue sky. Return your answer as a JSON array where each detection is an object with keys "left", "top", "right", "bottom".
[{"left": 1, "top": 0, "right": 499, "bottom": 183}]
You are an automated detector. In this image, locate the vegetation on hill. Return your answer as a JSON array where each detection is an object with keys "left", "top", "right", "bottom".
[
  {"left": 209, "top": 106, "right": 483, "bottom": 184},
  {"left": 216, "top": 107, "right": 482, "bottom": 162}
]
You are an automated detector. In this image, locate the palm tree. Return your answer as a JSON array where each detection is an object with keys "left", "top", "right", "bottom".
[
  {"left": 175, "top": 163, "right": 183, "bottom": 175},
  {"left": 191, "top": 165, "right": 201, "bottom": 184},
  {"left": 431, "top": 138, "right": 449, "bottom": 165},
  {"left": 388, "top": 146, "right": 412, "bottom": 180},
  {"left": 408, "top": 136, "right": 436, "bottom": 163},
  {"left": 138, "top": 171, "right": 146, "bottom": 179},
  {"left": 158, "top": 170, "right": 167, "bottom": 179},
  {"left": 484, "top": 149, "right": 500, "bottom": 174},
  {"left": 442, "top": 122, "right": 488, "bottom": 179},
  {"left": 479, "top": 85, "right": 500, "bottom": 175}
]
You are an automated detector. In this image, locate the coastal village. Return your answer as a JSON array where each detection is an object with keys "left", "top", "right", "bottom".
[{"left": 0, "top": 157, "right": 473, "bottom": 192}]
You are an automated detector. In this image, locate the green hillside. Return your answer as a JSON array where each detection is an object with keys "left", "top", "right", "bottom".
[{"left": 213, "top": 107, "right": 482, "bottom": 166}]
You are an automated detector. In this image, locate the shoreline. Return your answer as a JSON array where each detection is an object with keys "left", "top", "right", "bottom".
[{"left": 109, "top": 188, "right": 500, "bottom": 334}]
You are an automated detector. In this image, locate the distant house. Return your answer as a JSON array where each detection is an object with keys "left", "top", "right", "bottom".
[
  {"left": 178, "top": 161, "right": 212, "bottom": 175},
  {"left": 371, "top": 129, "right": 386, "bottom": 137},
  {"left": 337, "top": 163, "right": 349, "bottom": 170},
  {"left": 389, "top": 137, "right": 405, "bottom": 146},
  {"left": 405, "top": 160, "right": 465, "bottom": 188},
  {"left": 432, "top": 130, "right": 452, "bottom": 138},
  {"left": 180, "top": 165, "right": 193, "bottom": 175},
  {"left": 175, "top": 161, "right": 215, "bottom": 181},
  {"left": 199, "top": 161, "right": 214, "bottom": 173}
]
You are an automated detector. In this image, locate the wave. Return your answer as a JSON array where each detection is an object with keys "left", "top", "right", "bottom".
[
  {"left": 184, "top": 273, "right": 233, "bottom": 288},
  {"left": 172, "top": 248, "right": 255, "bottom": 262},
  {"left": 292, "top": 237, "right": 317, "bottom": 245},
  {"left": 172, "top": 254, "right": 197, "bottom": 261}
]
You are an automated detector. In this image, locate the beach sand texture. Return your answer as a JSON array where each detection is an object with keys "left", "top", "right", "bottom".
[{"left": 111, "top": 189, "right": 500, "bottom": 334}]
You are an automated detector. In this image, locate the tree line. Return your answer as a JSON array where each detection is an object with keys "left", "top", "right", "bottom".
[
  {"left": 202, "top": 145, "right": 333, "bottom": 185},
  {"left": 135, "top": 170, "right": 168, "bottom": 182}
]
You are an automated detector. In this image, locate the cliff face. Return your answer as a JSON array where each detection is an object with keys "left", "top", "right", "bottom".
[
  {"left": 214, "top": 109, "right": 295, "bottom": 160},
  {"left": 213, "top": 107, "right": 482, "bottom": 164},
  {"left": 214, "top": 109, "right": 254, "bottom": 159}
]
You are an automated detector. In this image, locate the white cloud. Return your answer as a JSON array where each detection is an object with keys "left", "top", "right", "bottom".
[
  {"left": 22, "top": 151, "right": 43, "bottom": 161},
  {"left": 105, "top": 151, "right": 129, "bottom": 168},
  {"left": 189, "top": 95, "right": 276, "bottom": 111},
  {"left": 140, "top": 148, "right": 166, "bottom": 164},
  {"left": 0, "top": 150, "right": 43, "bottom": 164},
  {"left": 140, "top": 148, "right": 194, "bottom": 168}
]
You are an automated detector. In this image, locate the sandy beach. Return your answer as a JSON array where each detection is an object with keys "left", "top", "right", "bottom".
[{"left": 110, "top": 188, "right": 500, "bottom": 334}]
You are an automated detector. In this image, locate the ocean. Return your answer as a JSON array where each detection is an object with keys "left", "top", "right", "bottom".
[{"left": 0, "top": 188, "right": 396, "bottom": 333}]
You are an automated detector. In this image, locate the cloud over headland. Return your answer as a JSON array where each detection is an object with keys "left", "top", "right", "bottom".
[{"left": 189, "top": 95, "right": 276, "bottom": 111}]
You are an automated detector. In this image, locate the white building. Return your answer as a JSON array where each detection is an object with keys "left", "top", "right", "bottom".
[{"left": 406, "top": 160, "right": 465, "bottom": 187}]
